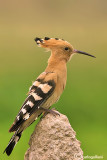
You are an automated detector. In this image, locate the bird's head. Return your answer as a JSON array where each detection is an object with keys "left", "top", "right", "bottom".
[{"left": 35, "top": 37, "right": 96, "bottom": 62}]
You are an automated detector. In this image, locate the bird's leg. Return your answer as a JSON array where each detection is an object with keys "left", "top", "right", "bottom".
[{"left": 40, "top": 107, "right": 60, "bottom": 119}]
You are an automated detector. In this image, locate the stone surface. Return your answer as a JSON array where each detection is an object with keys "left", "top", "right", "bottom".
[{"left": 24, "top": 110, "right": 83, "bottom": 160}]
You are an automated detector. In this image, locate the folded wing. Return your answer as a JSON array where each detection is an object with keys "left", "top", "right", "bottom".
[{"left": 9, "top": 72, "right": 56, "bottom": 132}]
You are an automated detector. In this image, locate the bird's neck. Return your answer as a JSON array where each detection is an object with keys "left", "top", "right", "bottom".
[
  {"left": 45, "top": 54, "right": 67, "bottom": 76},
  {"left": 45, "top": 54, "right": 67, "bottom": 91}
]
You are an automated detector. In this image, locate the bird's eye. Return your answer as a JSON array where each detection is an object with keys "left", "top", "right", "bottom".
[{"left": 64, "top": 47, "right": 69, "bottom": 50}]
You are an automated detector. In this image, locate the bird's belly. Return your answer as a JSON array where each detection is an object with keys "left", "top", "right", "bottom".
[
  {"left": 42, "top": 78, "right": 66, "bottom": 109},
  {"left": 42, "top": 91, "right": 60, "bottom": 109}
]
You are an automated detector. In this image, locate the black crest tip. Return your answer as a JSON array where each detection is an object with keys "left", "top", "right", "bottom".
[
  {"left": 34, "top": 37, "right": 43, "bottom": 43},
  {"left": 44, "top": 37, "right": 50, "bottom": 40}
]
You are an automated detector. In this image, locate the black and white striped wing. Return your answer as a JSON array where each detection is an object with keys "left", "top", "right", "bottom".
[{"left": 9, "top": 78, "right": 56, "bottom": 132}]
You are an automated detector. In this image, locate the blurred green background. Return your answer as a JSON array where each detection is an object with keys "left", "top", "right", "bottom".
[{"left": 0, "top": 0, "right": 107, "bottom": 159}]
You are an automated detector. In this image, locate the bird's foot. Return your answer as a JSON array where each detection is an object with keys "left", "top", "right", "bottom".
[{"left": 40, "top": 107, "right": 60, "bottom": 119}]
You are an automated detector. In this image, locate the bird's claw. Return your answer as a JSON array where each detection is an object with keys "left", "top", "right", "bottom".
[{"left": 40, "top": 107, "right": 60, "bottom": 119}]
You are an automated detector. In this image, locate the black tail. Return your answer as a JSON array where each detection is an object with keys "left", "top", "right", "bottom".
[{"left": 4, "top": 131, "right": 22, "bottom": 156}]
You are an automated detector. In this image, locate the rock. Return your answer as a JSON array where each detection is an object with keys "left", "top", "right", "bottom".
[{"left": 24, "top": 110, "right": 83, "bottom": 160}]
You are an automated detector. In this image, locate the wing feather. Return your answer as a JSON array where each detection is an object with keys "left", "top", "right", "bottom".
[{"left": 9, "top": 74, "right": 56, "bottom": 132}]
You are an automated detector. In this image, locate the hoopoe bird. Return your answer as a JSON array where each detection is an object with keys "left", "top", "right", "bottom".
[{"left": 4, "top": 37, "right": 95, "bottom": 156}]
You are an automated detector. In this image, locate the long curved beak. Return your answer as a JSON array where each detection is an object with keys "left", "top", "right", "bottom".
[{"left": 74, "top": 49, "right": 96, "bottom": 58}]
